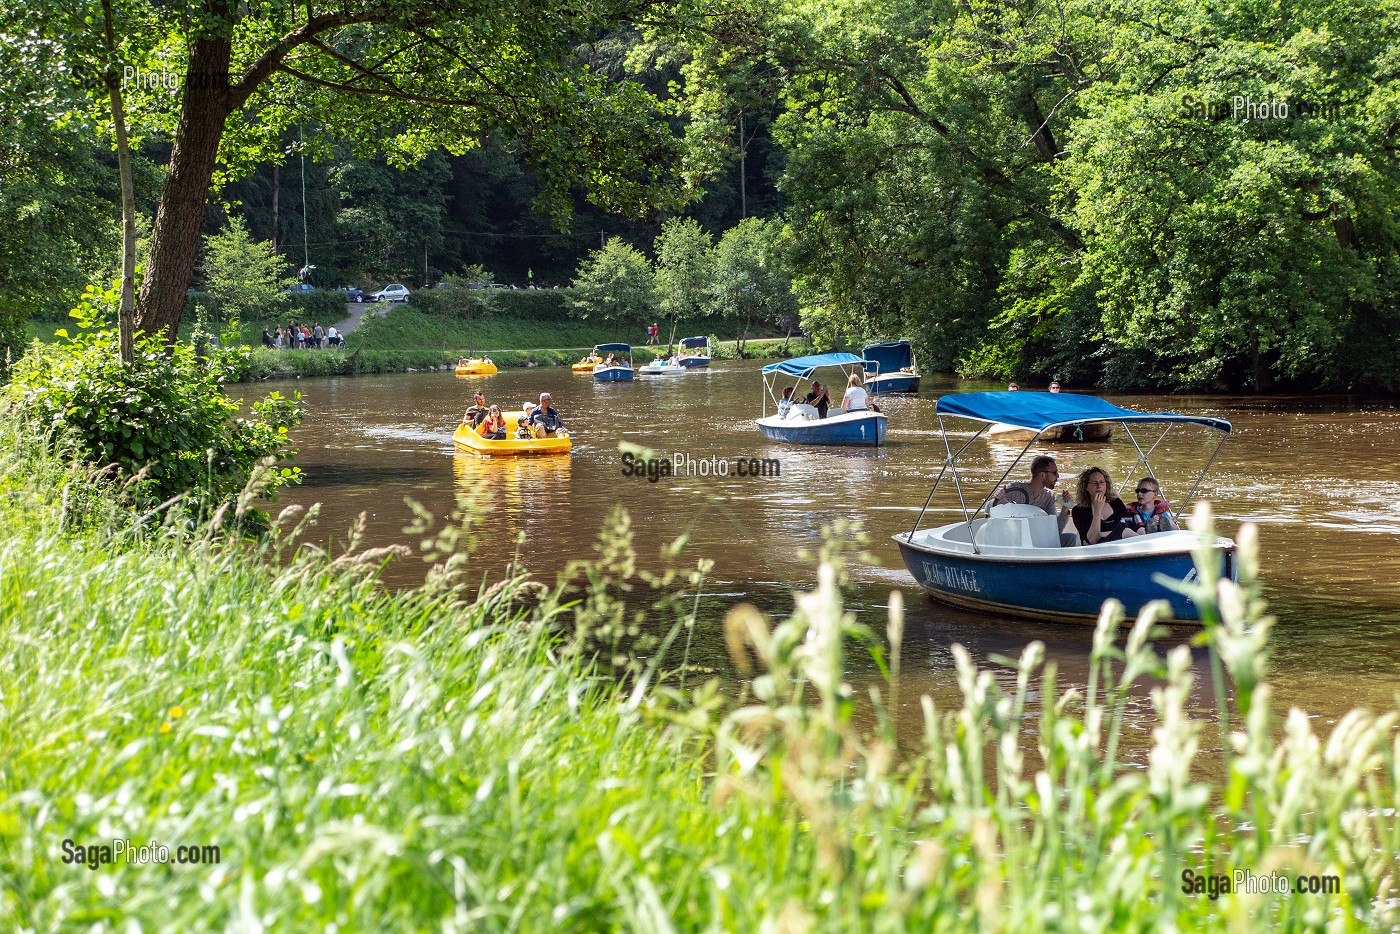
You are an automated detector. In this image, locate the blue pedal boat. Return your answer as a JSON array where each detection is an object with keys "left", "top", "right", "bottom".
[
  {"left": 591, "top": 342, "right": 634, "bottom": 381},
  {"left": 677, "top": 335, "right": 711, "bottom": 368},
  {"left": 892, "top": 392, "right": 1236, "bottom": 625},
  {"left": 862, "top": 340, "right": 921, "bottom": 393},
  {"left": 756, "top": 352, "right": 888, "bottom": 446}
]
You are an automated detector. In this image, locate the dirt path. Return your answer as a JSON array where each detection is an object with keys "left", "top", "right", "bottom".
[{"left": 330, "top": 301, "right": 387, "bottom": 336}]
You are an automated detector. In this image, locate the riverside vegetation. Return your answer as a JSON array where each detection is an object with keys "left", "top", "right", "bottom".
[{"left": 1, "top": 344, "right": 1397, "bottom": 929}]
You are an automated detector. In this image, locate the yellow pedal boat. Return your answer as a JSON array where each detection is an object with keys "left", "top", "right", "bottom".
[
  {"left": 453, "top": 413, "right": 571, "bottom": 456},
  {"left": 456, "top": 358, "right": 498, "bottom": 377},
  {"left": 572, "top": 359, "right": 597, "bottom": 372}
]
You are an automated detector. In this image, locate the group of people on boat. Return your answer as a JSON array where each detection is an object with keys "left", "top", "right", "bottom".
[
  {"left": 457, "top": 356, "right": 493, "bottom": 367},
  {"left": 463, "top": 390, "right": 567, "bottom": 440},
  {"left": 1006, "top": 380, "right": 1060, "bottom": 392},
  {"left": 990, "top": 455, "right": 1179, "bottom": 547},
  {"left": 776, "top": 373, "right": 881, "bottom": 420}
]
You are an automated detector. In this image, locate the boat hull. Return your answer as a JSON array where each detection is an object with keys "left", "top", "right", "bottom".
[
  {"left": 453, "top": 419, "right": 571, "bottom": 457},
  {"left": 638, "top": 364, "right": 686, "bottom": 375},
  {"left": 757, "top": 411, "right": 887, "bottom": 446},
  {"left": 988, "top": 422, "right": 1114, "bottom": 443},
  {"left": 893, "top": 527, "right": 1231, "bottom": 625},
  {"left": 866, "top": 372, "right": 920, "bottom": 393},
  {"left": 678, "top": 356, "right": 710, "bottom": 368},
  {"left": 593, "top": 365, "right": 634, "bottom": 381},
  {"left": 571, "top": 361, "right": 595, "bottom": 372},
  {"left": 455, "top": 360, "right": 498, "bottom": 377}
]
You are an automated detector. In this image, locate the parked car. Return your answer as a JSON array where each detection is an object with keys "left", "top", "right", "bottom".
[
  {"left": 282, "top": 283, "right": 316, "bottom": 295},
  {"left": 338, "top": 286, "right": 366, "bottom": 302},
  {"left": 466, "top": 282, "right": 509, "bottom": 290},
  {"left": 371, "top": 284, "right": 411, "bottom": 303}
]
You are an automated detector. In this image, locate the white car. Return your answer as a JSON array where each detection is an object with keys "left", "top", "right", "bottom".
[{"left": 371, "top": 283, "right": 411, "bottom": 303}]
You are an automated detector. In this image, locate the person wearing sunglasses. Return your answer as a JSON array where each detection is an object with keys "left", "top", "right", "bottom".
[
  {"left": 1071, "top": 466, "right": 1143, "bottom": 545},
  {"left": 989, "top": 455, "right": 1080, "bottom": 546},
  {"left": 1130, "top": 477, "right": 1179, "bottom": 533}
]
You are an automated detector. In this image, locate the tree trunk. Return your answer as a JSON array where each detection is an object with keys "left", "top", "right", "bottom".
[
  {"left": 135, "top": 28, "right": 233, "bottom": 344},
  {"left": 102, "top": 0, "right": 136, "bottom": 364},
  {"left": 739, "top": 112, "right": 747, "bottom": 220},
  {"left": 271, "top": 163, "right": 280, "bottom": 254}
]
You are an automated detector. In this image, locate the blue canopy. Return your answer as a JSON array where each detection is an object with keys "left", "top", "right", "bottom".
[
  {"left": 680, "top": 336, "right": 710, "bottom": 349},
  {"left": 762, "top": 352, "right": 867, "bottom": 378},
  {"left": 594, "top": 342, "right": 632, "bottom": 354},
  {"left": 937, "top": 392, "right": 1231, "bottom": 433},
  {"left": 862, "top": 340, "right": 914, "bottom": 374}
]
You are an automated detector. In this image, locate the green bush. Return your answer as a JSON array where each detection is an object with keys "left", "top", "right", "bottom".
[
  {"left": 280, "top": 289, "right": 346, "bottom": 324},
  {"left": 5, "top": 326, "right": 300, "bottom": 508}
]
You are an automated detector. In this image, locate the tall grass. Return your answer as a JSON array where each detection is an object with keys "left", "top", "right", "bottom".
[{"left": 1, "top": 424, "right": 1395, "bottom": 930}]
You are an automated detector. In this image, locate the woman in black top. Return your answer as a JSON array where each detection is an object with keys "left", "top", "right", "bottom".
[{"left": 1071, "top": 467, "right": 1144, "bottom": 545}]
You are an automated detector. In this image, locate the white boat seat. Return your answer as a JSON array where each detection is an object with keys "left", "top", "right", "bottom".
[{"left": 976, "top": 504, "right": 1062, "bottom": 548}]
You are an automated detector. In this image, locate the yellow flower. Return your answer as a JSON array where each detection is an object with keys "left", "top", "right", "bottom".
[
  {"left": 169, "top": 706, "right": 184, "bottom": 719},
  {"left": 159, "top": 722, "right": 171, "bottom": 734}
]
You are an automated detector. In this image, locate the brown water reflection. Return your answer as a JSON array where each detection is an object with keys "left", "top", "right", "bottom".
[{"left": 264, "top": 364, "right": 1400, "bottom": 743}]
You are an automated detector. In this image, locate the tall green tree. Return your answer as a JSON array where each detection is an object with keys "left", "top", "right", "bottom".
[
  {"left": 202, "top": 217, "right": 295, "bottom": 327},
  {"left": 709, "top": 216, "right": 795, "bottom": 357},
  {"left": 572, "top": 237, "right": 657, "bottom": 330},
  {"left": 8, "top": 0, "right": 703, "bottom": 345},
  {"left": 653, "top": 218, "right": 714, "bottom": 347}
]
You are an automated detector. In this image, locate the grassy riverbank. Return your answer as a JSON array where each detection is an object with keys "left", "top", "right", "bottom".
[
  {"left": 26, "top": 311, "right": 814, "bottom": 382},
  {"left": 234, "top": 336, "right": 814, "bottom": 381},
  {"left": 1, "top": 415, "right": 1396, "bottom": 929}
]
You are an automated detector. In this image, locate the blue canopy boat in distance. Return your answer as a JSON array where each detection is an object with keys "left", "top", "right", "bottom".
[
  {"left": 757, "top": 353, "right": 888, "bottom": 446},
  {"left": 677, "top": 336, "right": 711, "bottom": 368},
  {"left": 591, "top": 342, "right": 634, "bottom": 381},
  {"left": 892, "top": 391, "right": 1236, "bottom": 625},
  {"left": 862, "top": 340, "right": 920, "bottom": 393}
]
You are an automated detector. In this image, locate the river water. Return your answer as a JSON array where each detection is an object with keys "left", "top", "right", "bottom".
[{"left": 261, "top": 363, "right": 1400, "bottom": 746}]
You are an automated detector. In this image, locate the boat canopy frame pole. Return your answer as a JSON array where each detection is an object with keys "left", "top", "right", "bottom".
[
  {"left": 976, "top": 433, "right": 1042, "bottom": 522},
  {"left": 1180, "top": 432, "right": 1229, "bottom": 516},
  {"left": 909, "top": 419, "right": 988, "bottom": 536}
]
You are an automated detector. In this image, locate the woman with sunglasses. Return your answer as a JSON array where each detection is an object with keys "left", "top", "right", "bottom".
[
  {"left": 1130, "top": 477, "right": 1179, "bottom": 533},
  {"left": 1071, "top": 467, "right": 1144, "bottom": 545}
]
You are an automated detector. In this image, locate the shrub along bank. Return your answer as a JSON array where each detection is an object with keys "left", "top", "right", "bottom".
[{"left": 0, "top": 405, "right": 1394, "bottom": 928}]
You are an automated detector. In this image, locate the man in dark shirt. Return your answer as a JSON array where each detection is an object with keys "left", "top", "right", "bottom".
[
  {"left": 463, "top": 391, "right": 488, "bottom": 427},
  {"left": 804, "top": 381, "right": 830, "bottom": 419},
  {"left": 527, "top": 392, "right": 565, "bottom": 436}
]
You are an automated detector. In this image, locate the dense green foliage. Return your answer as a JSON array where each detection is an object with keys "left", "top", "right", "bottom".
[
  {"left": 571, "top": 237, "right": 660, "bottom": 324},
  {"left": 1, "top": 423, "right": 1396, "bottom": 927},
  {"left": 3, "top": 289, "right": 300, "bottom": 507},
  {"left": 662, "top": 0, "right": 1400, "bottom": 390},
  {"left": 201, "top": 218, "right": 295, "bottom": 327}
]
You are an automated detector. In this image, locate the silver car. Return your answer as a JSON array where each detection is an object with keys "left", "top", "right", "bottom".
[{"left": 371, "top": 283, "right": 411, "bottom": 303}]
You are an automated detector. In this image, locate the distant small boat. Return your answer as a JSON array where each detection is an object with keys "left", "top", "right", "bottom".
[
  {"left": 677, "top": 336, "right": 711, "bottom": 368},
  {"left": 591, "top": 343, "right": 634, "bottom": 381},
  {"left": 455, "top": 358, "right": 497, "bottom": 377},
  {"left": 862, "top": 340, "right": 920, "bottom": 393},
  {"left": 453, "top": 413, "right": 571, "bottom": 456},
  {"left": 756, "top": 352, "right": 887, "bottom": 446},
  {"left": 988, "top": 421, "right": 1114, "bottom": 443},
  {"left": 571, "top": 357, "right": 597, "bottom": 373},
  {"left": 639, "top": 358, "right": 686, "bottom": 375}
]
